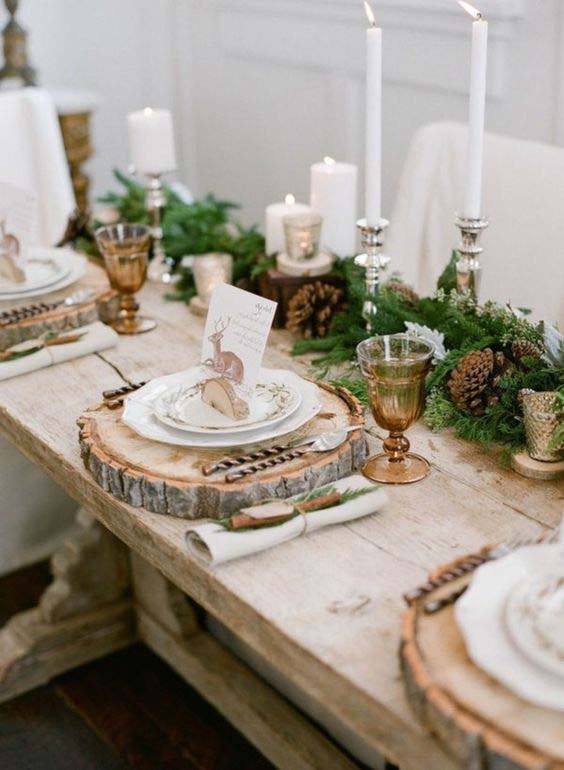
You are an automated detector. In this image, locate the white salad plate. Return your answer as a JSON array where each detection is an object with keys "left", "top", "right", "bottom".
[
  {"left": 456, "top": 544, "right": 564, "bottom": 711},
  {"left": 505, "top": 569, "right": 564, "bottom": 681},
  {"left": 0, "top": 249, "right": 86, "bottom": 302},
  {"left": 122, "top": 367, "right": 322, "bottom": 448},
  {"left": 0, "top": 250, "right": 70, "bottom": 294},
  {"left": 154, "top": 373, "right": 301, "bottom": 434}
]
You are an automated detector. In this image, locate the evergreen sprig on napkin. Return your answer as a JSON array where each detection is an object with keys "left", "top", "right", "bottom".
[{"left": 218, "top": 483, "right": 375, "bottom": 532}]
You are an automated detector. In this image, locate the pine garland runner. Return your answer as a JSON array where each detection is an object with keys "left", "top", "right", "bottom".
[{"left": 83, "top": 175, "right": 563, "bottom": 462}]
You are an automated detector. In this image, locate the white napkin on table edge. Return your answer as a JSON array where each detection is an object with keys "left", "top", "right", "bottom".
[
  {"left": 0, "top": 321, "right": 118, "bottom": 381},
  {"left": 186, "top": 475, "right": 388, "bottom": 566}
]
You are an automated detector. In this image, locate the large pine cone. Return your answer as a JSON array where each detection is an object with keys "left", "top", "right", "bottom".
[
  {"left": 385, "top": 281, "right": 419, "bottom": 306},
  {"left": 286, "top": 281, "right": 344, "bottom": 339},
  {"left": 512, "top": 339, "right": 543, "bottom": 365},
  {"left": 447, "top": 348, "right": 509, "bottom": 416}
]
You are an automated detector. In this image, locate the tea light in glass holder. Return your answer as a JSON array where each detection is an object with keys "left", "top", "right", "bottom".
[
  {"left": 283, "top": 212, "right": 323, "bottom": 262},
  {"left": 189, "top": 253, "right": 233, "bottom": 316}
]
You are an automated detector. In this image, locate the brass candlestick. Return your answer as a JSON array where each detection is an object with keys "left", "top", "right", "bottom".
[
  {"left": 145, "top": 174, "right": 175, "bottom": 284},
  {"left": 455, "top": 215, "right": 489, "bottom": 298},
  {"left": 95, "top": 224, "right": 157, "bottom": 335},
  {"left": 354, "top": 218, "right": 390, "bottom": 333},
  {"left": 0, "top": 0, "right": 36, "bottom": 87},
  {"left": 357, "top": 334, "right": 434, "bottom": 484}
]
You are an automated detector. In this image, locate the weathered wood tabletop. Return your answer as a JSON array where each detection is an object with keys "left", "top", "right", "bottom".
[{"left": 0, "top": 263, "right": 561, "bottom": 770}]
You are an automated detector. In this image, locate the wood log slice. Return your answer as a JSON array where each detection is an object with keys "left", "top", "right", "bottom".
[
  {"left": 400, "top": 555, "right": 564, "bottom": 770},
  {"left": 78, "top": 382, "right": 367, "bottom": 519},
  {"left": 0, "top": 288, "right": 117, "bottom": 351}
]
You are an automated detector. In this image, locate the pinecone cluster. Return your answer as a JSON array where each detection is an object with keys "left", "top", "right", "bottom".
[
  {"left": 384, "top": 281, "right": 419, "bottom": 306},
  {"left": 447, "top": 348, "right": 513, "bottom": 416},
  {"left": 511, "top": 339, "right": 543, "bottom": 365},
  {"left": 286, "top": 281, "right": 344, "bottom": 339}
]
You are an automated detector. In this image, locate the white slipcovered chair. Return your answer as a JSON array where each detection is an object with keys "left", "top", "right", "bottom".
[
  {"left": 387, "top": 121, "right": 564, "bottom": 327},
  {"left": 0, "top": 87, "right": 77, "bottom": 576}
]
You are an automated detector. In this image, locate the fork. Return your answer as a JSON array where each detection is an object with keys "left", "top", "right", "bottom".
[{"left": 404, "top": 529, "right": 559, "bottom": 610}]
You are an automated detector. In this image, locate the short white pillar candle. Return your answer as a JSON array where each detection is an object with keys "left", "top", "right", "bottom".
[
  {"left": 265, "top": 194, "right": 310, "bottom": 255},
  {"left": 127, "top": 107, "right": 177, "bottom": 177},
  {"left": 310, "top": 157, "right": 358, "bottom": 257}
]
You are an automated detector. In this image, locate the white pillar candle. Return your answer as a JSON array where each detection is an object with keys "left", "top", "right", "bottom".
[
  {"left": 460, "top": 2, "right": 488, "bottom": 219},
  {"left": 310, "top": 157, "right": 358, "bottom": 257},
  {"left": 127, "top": 107, "right": 177, "bottom": 177},
  {"left": 265, "top": 194, "right": 310, "bottom": 255},
  {"left": 364, "top": 2, "right": 382, "bottom": 227}
]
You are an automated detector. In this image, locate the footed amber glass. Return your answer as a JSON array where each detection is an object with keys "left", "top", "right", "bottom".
[{"left": 357, "top": 334, "right": 434, "bottom": 484}]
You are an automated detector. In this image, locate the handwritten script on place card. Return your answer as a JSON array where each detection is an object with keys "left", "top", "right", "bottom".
[{"left": 201, "top": 284, "right": 277, "bottom": 400}]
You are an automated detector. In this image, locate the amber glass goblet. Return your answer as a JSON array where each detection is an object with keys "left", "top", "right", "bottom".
[
  {"left": 357, "top": 334, "right": 434, "bottom": 484},
  {"left": 95, "top": 224, "right": 156, "bottom": 335}
]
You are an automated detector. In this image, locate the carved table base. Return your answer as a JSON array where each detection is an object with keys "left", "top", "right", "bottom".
[{"left": 0, "top": 509, "right": 135, "bottom": 703}]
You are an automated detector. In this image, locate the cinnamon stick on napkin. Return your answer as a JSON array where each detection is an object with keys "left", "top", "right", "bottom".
[{"left": 186, "top": 475, "right": 388, "bottom": 566}]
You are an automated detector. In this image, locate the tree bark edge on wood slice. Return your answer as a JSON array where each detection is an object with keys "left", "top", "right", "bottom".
[
  {"left": 400, "top": 553, "right": 564, "bottom": 770},
  {"left": 78, "top": 381, "right": 367, "bottom": 520}
]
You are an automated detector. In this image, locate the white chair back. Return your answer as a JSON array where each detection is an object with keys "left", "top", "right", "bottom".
[
  {"left": 388, "top": 122, "right": 564, "bottom": 326},
  {"left": 0, "top": 87, "right": 75, "bottom": 246}
]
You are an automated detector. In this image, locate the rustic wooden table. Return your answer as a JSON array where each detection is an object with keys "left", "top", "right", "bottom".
[{"left": 0, "top": 264, "right": 561, "bottom": 770}]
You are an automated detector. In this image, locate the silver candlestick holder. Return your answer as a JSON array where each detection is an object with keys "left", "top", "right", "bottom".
[
  {"left": 354, "top": 218, "right": 390, "bottom": 333},
  {"left": 455, "top": 215, "right": 489, "bottom": 298},
  {"left": 145, "top": 174, "right": 175, "bottom": 284}
]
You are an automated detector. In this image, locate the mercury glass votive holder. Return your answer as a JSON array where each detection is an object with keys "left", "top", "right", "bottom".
[
  {"left": 95, "top": 223, "right": 156, "bottom": 335},
  {"left": 192, "top": 253, "right": 233, "bottom": 306},
  {"left": 283, "top": 212, "right": 322, "bottom": 261},
  {"left": 357, "top": 334, "right": 434, "bottom": 484}
]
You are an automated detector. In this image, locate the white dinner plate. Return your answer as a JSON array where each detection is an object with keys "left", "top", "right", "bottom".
[
  {"left": 456, "top": 544, "right": 564, "bottom": 711},
  {"left": 0, "top": 249, "right": 86, "bottom": 302},
  {"left": 154, "top": 372, "right": 301, "bottom": 434},
  {"left": 122, "top": 367, "right": 322, "bottom": 448},
  {"left": 505, "top": 570, "right": 564, "bottom": 681},
  {"left": 0, "top": 250, "right": 70, "bottom": 294}
]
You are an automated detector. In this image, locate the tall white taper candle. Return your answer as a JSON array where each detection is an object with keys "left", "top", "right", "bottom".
[
  {"left": 364, "top": 1, "right": 382, "bottom": 227},
  {"left": 460, "top": 2, "right": 488, "bottom": 219}
]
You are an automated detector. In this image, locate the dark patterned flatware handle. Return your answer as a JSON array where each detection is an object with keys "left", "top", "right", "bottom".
[
  {"left": 423, "top": 585, "right": 468, "bottom": 614},
  {"left": 225, "top": 447, "right": 308, "bottom": 483},
  {"left": 203, "top": 443, "right": 296, "bottom": 476},
  {"left": 402, "top": 554, "right": 487, "bottom": 605},
  {"left": 0, "top": 301, "right": 59, "bottom": 327},
  {"left": 103, "top": 381, "right": 147, "bottom": 409}
]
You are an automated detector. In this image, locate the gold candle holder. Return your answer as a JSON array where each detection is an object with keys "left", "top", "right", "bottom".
[
  {"left": 357, "top": 334, "right": 434, "bottom": 484},
  {"left": 95, "top": 224, "right": 156, "bottom": 335}
]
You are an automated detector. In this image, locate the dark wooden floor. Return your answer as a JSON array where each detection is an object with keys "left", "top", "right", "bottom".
[{"left": 0, "top": 562, "right": 274, "bottom": 770}]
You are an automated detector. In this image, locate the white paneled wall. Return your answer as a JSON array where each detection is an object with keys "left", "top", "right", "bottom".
[{"left": 5, "top": 0, "right": 564, "bottom": 229}]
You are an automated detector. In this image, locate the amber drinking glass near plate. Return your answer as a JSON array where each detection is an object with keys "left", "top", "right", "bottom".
[
  {"left": 95, "top": 224, "right": 156, "bottom": 335},
  {"left": 357, "top": 334, "right": 434, "bottom": 484}
]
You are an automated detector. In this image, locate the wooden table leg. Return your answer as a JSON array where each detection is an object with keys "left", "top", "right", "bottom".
[
  {"left": 0, "top": 509, "right": 136, "bottom": 704},
  {"left": 130, "top": 552, "right": 361, "bottom": 770}
]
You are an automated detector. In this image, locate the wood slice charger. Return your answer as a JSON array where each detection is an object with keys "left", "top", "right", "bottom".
[
  {"left": 78, "top": 381, "right": 367, "bottom": 519},
  {"left": 401, "top": 554, "right": 564, "bottom": 770}
]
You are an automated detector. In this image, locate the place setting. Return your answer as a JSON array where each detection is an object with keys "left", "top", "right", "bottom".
[{"left": 79, "top": 282, "right": 368, "bottom": 520}]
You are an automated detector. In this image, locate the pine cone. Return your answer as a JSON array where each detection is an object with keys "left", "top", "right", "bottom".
[
  {"left": 385, "top": 281, "right": 419, "bottom": 306},
  {"left": 512, "top": 339, "right": 543, "bottom": 365},
  {"left": 286, "top": 281, "right": 344, "bottom": 339},
  {"left": 448, "top": 348, "right": 495, "bottom": 416}
]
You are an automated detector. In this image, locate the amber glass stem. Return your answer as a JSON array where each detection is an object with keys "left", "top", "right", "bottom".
[
  {"left": 118, "top": 294, "right": 139, "bottom": 328},
  {"left": 383, "top": 432, "right": 410, "bottom": 463}
]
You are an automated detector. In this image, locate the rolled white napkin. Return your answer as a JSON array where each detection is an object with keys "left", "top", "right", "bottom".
[
  {"left": 186, "top": 475, "right": 388, "bottom": 566},
  {"left": 0, "top": 321, "right": 118, "bottom": 381}
]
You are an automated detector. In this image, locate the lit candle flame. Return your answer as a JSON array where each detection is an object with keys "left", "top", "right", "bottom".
[
  {"left": 458, "top": 1, "right": 483, "bottom": 20},
  {"left": 363, "top": 0, "right": 376, "bottom": 27},
  {"left": 285, "top": 193, "right": 295, "bottom": 205},
  {"left": 143, "top": 107, "right": 154, "bottom": 116},
  {"left": 324, "top": 156, "right": 336, "bottom": 166}
]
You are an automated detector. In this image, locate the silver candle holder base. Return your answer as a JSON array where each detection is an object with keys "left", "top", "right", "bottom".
[
  {"left": 455, "top": 215, "right": 489, "bottom": 298},
  {"left": 355, "top": 218, "right": 390, "bottom": 333},
  {"left": 145, "top": 174, "right": 175, "bottom": 284}
]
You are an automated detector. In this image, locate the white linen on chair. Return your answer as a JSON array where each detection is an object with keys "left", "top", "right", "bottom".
[
  {"left": 387, "top": 122, "right": 564, "bottom": 326},
  {"left": 0, "top": 87, "right": 78, "bottom": 576},
  {"left": 0, "top": 87, "right": 75, "bottom": 247}
]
